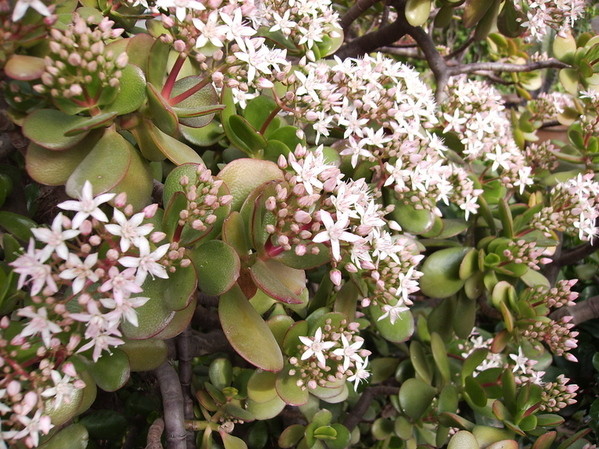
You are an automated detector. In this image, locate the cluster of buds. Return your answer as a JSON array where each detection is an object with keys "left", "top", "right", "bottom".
[
  {"left": 521, "top": 280, "right": 579, "bottom": 311},
  {"left": 524, "top": 141, "right": 559, "bottom": 173},
  {"left": 177, "top": 164, "right": 233, "bottom": 233},
  {"left": 539, "top": 374, "right": 579, "bottom": 412},
  {"left": 441, "top": 77, "right": 532, "bottom": 193},
  {"left": 9, "top": 181, "right": 172, "bottom": 362},
  {"left": 458, "top": 333, "right": 503, "bottom": 374},
  {"left": 513, "top": 0, "right": 587, "bottom": 42},
  {"left": 532, "top": 173, "right": 599, "bottom": 242},
  {"left": 34, "top": 15, "right": 127, "bottom": 103},
  {"left": 501, "top": 239, "right": 552, "bottom": 271},
  {"left": 289, "top": 320, "right": 371, "bottom": 391},
  {"left": 527, "top": 92, "right": 574, "bottom": 122},
  {"left": 521, "top": 317, "right": 579, "bottom": 362}
]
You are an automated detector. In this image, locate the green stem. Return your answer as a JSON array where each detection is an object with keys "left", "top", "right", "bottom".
[
  {"left": 162, "top": 54, "right": 187, "bottom": 99},
  {"left": 185, "top": 421, "right": 218, "bottom": 431}
]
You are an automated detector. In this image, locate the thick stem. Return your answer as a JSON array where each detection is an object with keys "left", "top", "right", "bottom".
[
  {"left": 162, "top": 54, "right": 187, "bottom": 99},
  {"left": 145, "top": 418, "right": 165, "bottom": 449},
  {"left": 550, "top": 295, "right": 599, "bottom": 325},
  {"left": 154, "top": 362, "right": 188, "bottom": 449},
  {"left": 340, "top": 0, "right": 381, "bottom": 33},
  {"left": 176, "top": 327, "right": 196, "bottom": 449},
  {"left": 447, "top": 59, "right": 569, "bottom": 76}
]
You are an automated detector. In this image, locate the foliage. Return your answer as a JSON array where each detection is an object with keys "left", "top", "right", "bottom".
[{"left": 0, "top": 0, "right": 598, "bottom": 448}]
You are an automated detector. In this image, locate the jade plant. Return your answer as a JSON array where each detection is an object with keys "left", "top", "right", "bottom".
[{"left": 1, "top": 0, "right": 599, "bottom": 449}]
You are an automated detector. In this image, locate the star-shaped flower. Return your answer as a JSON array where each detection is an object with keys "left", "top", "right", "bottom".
[
  {"left": 299, "top": 327, "right": 336, "bottom": 367},
  {"left": 57, "top": 181, "right": 115, "bottom": 229}
]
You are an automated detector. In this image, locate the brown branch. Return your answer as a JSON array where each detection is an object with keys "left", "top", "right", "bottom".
[
  {"left": 448, "top": 59, "right": 569, "bottom": 76},
  {"left": 154, "top": 362, "right": 188, "bottom": 449},
  {"left": 407, "top": 25, "right": 449, "bottom": 102},
  {"left": 343, "top": 386, "right": 399, "bottom": 431},
  {"left": 553, "top": 241, "right": 599, "bottom": 267},
  {"left": 335, "top": 1, "right": 409, "bottom": 59},
  {"left": 176, "top": 327, "right": 196, "bottom": 449},
  {"left": 340, "top": 0, "right": 382, "bottom": 33},
  {"left": 550, "top": 296, "right": 599, "bottom": 325},
  {"left": 379, "top": 46, "right": 423, "bottom": 58},
  {"left": 145, "top": 418, "right": 165, "bottom": 449},
  {"left": 445, "top": 36, "right": 475, "bottom": 61}
]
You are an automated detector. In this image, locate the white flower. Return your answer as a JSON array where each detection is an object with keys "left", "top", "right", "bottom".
[
  {"left": 31, "top": 213, "right": 79, "bottom": 261},
  {"left": 104, "top": 209, "right": 153, "bottom": 252},
  {"left": 313, "top": 211, "right": 362, "bottom": 261},
  {"left": 377, "top": 302, "right": 409, "bottom": 325},
  {"left": 77, "top": 328, "right": 124, "bottom": 362},
  {"left": 59, "top": 253, "right": 99, "bottom": 294},
  {"left": 509, "top": 347, "right": 529, "bottom": 374},
  {"left": 13, "top": 409, "right": 53, "bottom": 447},
  {"left": 17, "top": 306, "right": 62, "bottom": 348},
  {"left": 41, "top": 370, "right": 83, "bottom": 409},
  {"left": 12, "top": 0, "right": 51, "bottom": 21},
  {"left": 156, "top": 0, "right": 205, "bottom": 21},
  {"left": 57, "top": 181, "right": 116, "bottom": 229},
  {"left": 347, "top": 356, "right": 370, "bottom": 391},
  {"left": 193, "top": 11, "right": 228, "bottom": 48},
  {"left": 220, "top": 9, "right": 256, "bottom": 52},
  {"left": 10, "top": 239, "right": 57, "bottom": 296},
  {"left": 332, "top": 334, "right": 364, "bottom": 371},
  {"left": 100, "top": 296, "right": 150, "bottom": 327},
  {"left": 299, "top": 327, "right": 336, "bottom": 367},
  {"left": 118, "top": 243, "right": 170, "bottom": 284}
]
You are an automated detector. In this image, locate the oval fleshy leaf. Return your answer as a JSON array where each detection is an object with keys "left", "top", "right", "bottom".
[
  {"left": 121, "top": 280, "right": 175, "bottom": 340},
  {"left": 45, "top": 385, "right": 84, "bottom": 426},
  {"left": 22, "top": 109, "right": 91, "bottom": 150},
  {"left": 245, "top": 396, "right": 286, "bottom": 420},
  {"left": 145, "top": 119, "right": 203, "bottom": 165},
  {"left": 120, "top": 339, "right": 168, "bottom": 372},
  {"left": 152, "top": 295, "right": 197, "bottom": 340},
  {"left": 64, "top": 112, "right": 117, "bottom": 136},
  {"left": 219, "top": 284, "right": 284, "bottom": 372},
  {"left": 170, "top": 75, "right": 221, "bottom": 128},
  {"left": 370, "top": 304, "right": 414, "bottom": 343},
  {"left": 247, "top": 370, "right": 278, "bottom": 403},
  {"left": 104, "top": 64, "right": 147, "bottom": 115},
  {"left": 217, "top": 158, "right": 284, "bottom": 211},
  {"left": 26, "top": 137, "right": 94, "bottom": 186},
  {"left": 5, "top": 55, "right": 46, "bottom": 80},
  {"left": 190, "top": 240, "right": 240, "bottom": 296},
  {"left": 448, "top": 431, "right": 479, "bottom": 449},
  {"left": 147, "top": 82, "right": 179, "bottom": 135},
  {"left": 399, "top": 378, "right": 437, "bottom": 420},
  {"left": 38, "top": 424, "right": 89, "bottom": 449},
  {"left": 419, "top": 247, "right": 471, "bottom": 298},
  {"left": 249, "top": 259, "right": 306, "bottom": 304},
  {"left": 391, "top": 202, "right": 435, "bottom": 235},
  {"left": 87, "top": 348, "right": 131, "bottom": 392},
  {"left": 276, "top": 367, "right": 309, "bottom": 406},
  {"left": 162, "top": 262, "right": 197, "bottom": 311}
]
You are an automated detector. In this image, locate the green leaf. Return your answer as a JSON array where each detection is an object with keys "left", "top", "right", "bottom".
[
  {"left": 170, "top": 76, "right": 221, "bottom": 128},
  {"left": 279, "top": 425, "right": 305, "bottom": 449},
  {"left": 404, "top": 0, "right": 432, "bottom": 27},
  {"left": 249, "top": 259, "right": 306, "bottom": 304},
  {"left": 409, "top": 340, "right": 433, "bottom": 384},
  {"left": 246, "top": 395, "right": 286, "bottom": 420},
  {"left": 0, "top": 211, "right": 36, "bottom": 241},
  {"left": 419, "top": 247, "right": 471, "bottom": 298},
  {"left": 370, "top": 304, "right": 414, "bottom": 343},
  {"left": 4, "top": 55, "right": 45, "bottom": 80},
  {"left": 209, "top": 357, "right": 233, "bottom": 390},
  {"left": 181, "top": 121, "right": 223, "bottom": 147},
  {"left": 462, "top": 0, "right": 493, "bottom": 27},
  {"left": 121, "top": 279, "right": 175, "bottom": 340},
  {"left": 219, "top": 284, "right": 284, "bottom": 371},
  {"left": 229, "top": 115, "right": 267, "bottom": 153},
  {"left": 462, "top": 349, "right": 488, "bottom": 380},
  {"left": 78, "top": 410, "right": 127, "bottom": 442},
  {"left": 244, "top": 95, "right": 279, "bottom": 133},
  {"left": 276, "top": 367, "right": 309, "bottom": 406},
  {"left": 190, "top": 240, "right": 240, "bottom": 296},
  {"left": 147, "top": 82, "right": 179, "bottom": 136},
  {"left": 64, "top": 112, "right": 117, "bottom": 136},
  {"left": 217, "top": 158, "right": 284, "bottom": 211},
  {"left": 162, "top": 262, "right": 197, "bottom": 310},
  {"left": 265, "top": 126, "right": 304, "bottom": 150},
  {"left": 147, "top": 38, "right": 170, "bottom": 87},
  {"left": 220, "top": 431, "right": 248, "bottom": 449},
  {"left": 247, "top": 370, "right": 278, "bottom": 403},
  {"left": 22, "top": 109, "right": 91, "bottom": 150},
  {"left": 105, "top": 64, "right": 147, "bottom": 115},
  {"left": 390, "top": 202, "right": 436, "bottom": 235},
  {"left": 120, "top": 339, "right": 168, "bottom": 372},
  {"left": 39, "top": 424, "right": 89, "bottom": 449},
  {"left": 152, "top": 295, "right": 197, "bottom": 340},
  {"left": 144, "top": 119, "right": 204, "bottom": 165},
  {"left": 399, "top": 378, "right": 437, "bottom": 420},
  {"left": 431, "top": 332, "right": 450, "bottom": 383},
  {"left": 464, "top": 376, "right": 487, "bottom": 407},
  {"left": 447, "top": 431, "right": 479, "bottom": 449},
  {"left": 87, "top": 349, "right": 131, "bottom": 392},
  {"left": 222, "top": 211, "right": 252, "bottom": 257},
  {"left": 532, "top": 432, "right": 557, "bottom": 449}
]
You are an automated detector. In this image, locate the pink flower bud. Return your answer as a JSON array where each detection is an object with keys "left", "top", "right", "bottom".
[
  {"left": 62, "top": 362, "right": 78, "bottom": 377},
  {"left": 151, "top": 231, "right": 166, "bottom": 243},
  {"left": 330, "top": 269, "right": 342, "bottom": 286},
  {"left": 79, "top": 220, "right": 93, "bottom": 235},
  {"left": 144, "top": 203, "right": 158, "bottom": 218},
  {"left": 7, "top": 380, "right": 21, "bottom": 396}
]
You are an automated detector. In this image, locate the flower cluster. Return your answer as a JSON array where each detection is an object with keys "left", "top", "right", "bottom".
[
  {"left": 528, "top": 92, "right": 574, "bottom": 122},
  {"left": 524, "top": 141, "right": 559, "bottom": 174},
  {"left": 521, "top": 317, "right": 579, "bottom": 362},
  {"left": 540, "top": 374, "right": 579, "bottom": 412},
  {"left": 269, "top": 145, "right": 423, "bottom": 317},
  {"left": 514, "top": 0, "right": 587, "bottom": 42},
  {"left": 532, "top": 173, "right": 599, "bottom": 242},
  {"left": 34, "top": 15, "right": 127, "bottom": 103},
  {"left": 501, "top": 239, "right": 552, "bottom": 271},
  {"left": 521, "top": 280, "right": 579, "bottom": 311},
  {"left": 9, "top": 181, "right": 173, "bottom": 361},
  {"left": 177, "top": 163, "right": 233, "bottom": 233},
  {"left": 441, "top": 77, "right": 532, "bottom": 193},
  {"left": 289, "top": 320, "right": 371, "bottom": 391}
]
